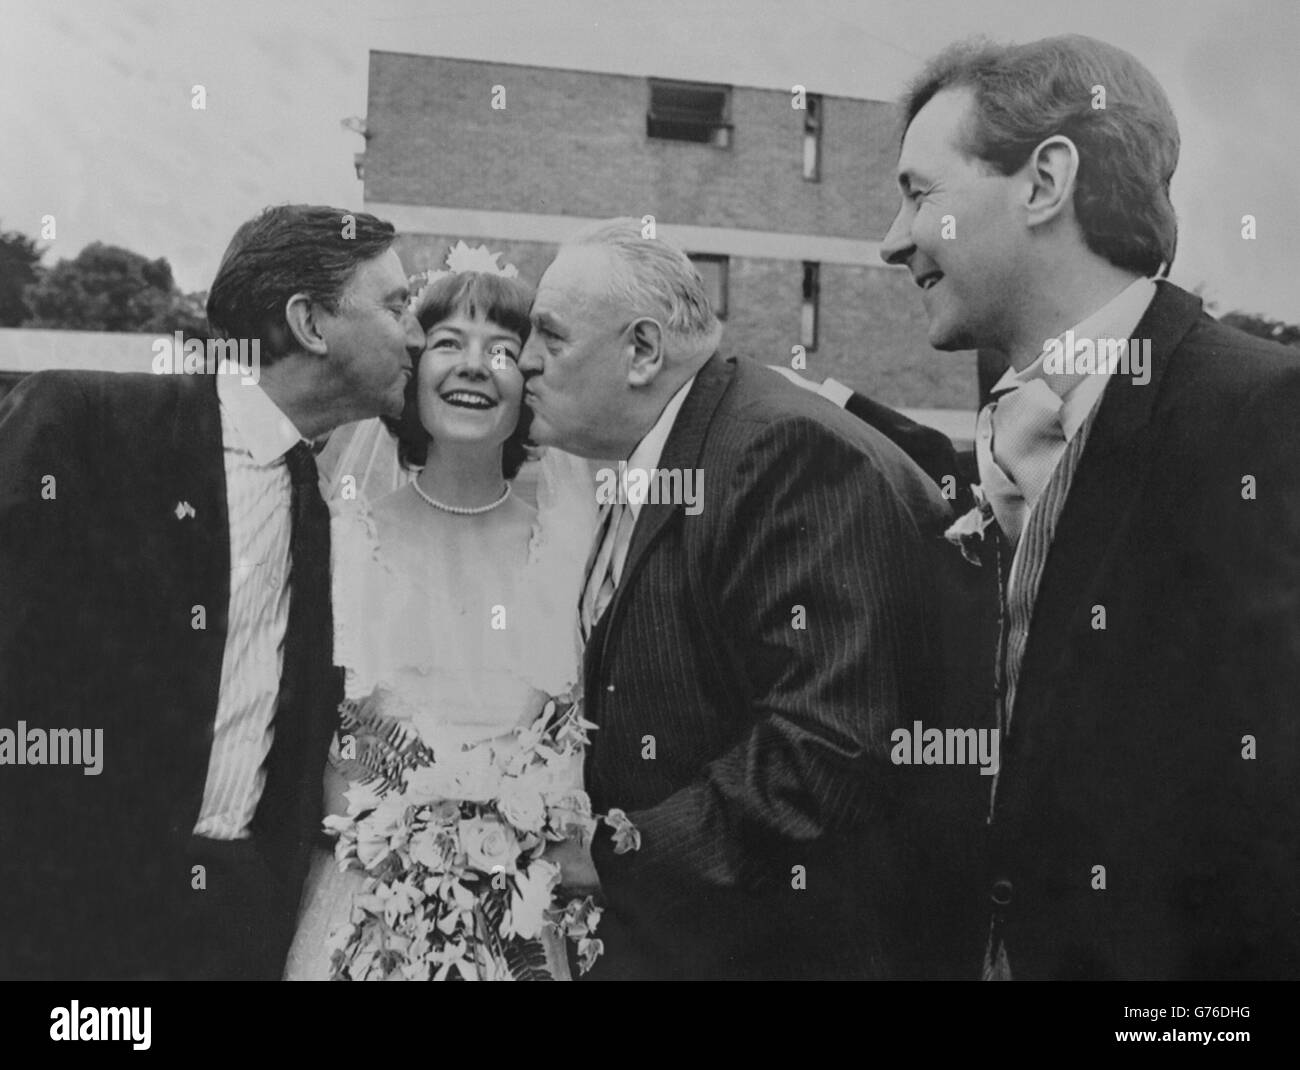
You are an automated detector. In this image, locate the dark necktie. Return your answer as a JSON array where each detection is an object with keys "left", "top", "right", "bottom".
[{"left": 252, "top": 441, "right": 334, "bottom": 868}]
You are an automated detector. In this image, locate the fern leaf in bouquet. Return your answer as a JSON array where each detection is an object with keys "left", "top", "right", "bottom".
[{"left": 334, "top": 693, "right": 433, "bottom": 797}]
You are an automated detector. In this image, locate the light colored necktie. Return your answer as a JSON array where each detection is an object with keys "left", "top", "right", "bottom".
[
  {"left": 580, "top": 501, "right": 631, "bottom": 641},
  {"left": 976, "top": 379, "right": 1068, "bottom": 546},
  {"left": 974, "top": 383, "right": 1063, "bottom": 985}
]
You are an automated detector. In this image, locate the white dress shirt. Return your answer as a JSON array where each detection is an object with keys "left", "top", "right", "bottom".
[
  {"left": 580, "top": 374, "right": 698, "bottom": 639},
  {"left": 990, "top": 277, "right": 1156, "bottom": 448},
  {"left": 615, "top": 374, "right": 696, "bottom": 581},
  {"left": 625, "top": 377, "right": 696, "bottom": 519},
  {"left": 992, "top": 276, "right": 1157, "bottom": 588},
  {"left": 192, "top": 372, "right": 306, "bottom": 840}
]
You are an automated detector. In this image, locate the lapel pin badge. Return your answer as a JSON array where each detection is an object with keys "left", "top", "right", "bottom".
[{"left": 174, "top": 500, "right": 197, "bottom": 520}]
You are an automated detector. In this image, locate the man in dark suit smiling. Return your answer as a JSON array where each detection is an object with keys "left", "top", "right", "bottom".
[
  {"left": 0, "top": 204, "right": 424, "bottom": 979},
  {"left": 882, "top": 35, "right": 1300, "bottom": 979}
]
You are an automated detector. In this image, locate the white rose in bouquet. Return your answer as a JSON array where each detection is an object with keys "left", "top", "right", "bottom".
[
  {"left": 459, "top": 815, "right": 521, "bottom": 875},
  {"left": 498, "top": 778, "right": 548, "bottom": 835}
]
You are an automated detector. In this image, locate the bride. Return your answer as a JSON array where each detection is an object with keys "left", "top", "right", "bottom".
[{"left": 284, "top": 248, "right": 597, "bottom": 980}]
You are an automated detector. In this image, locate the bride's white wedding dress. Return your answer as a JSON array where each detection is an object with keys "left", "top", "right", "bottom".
[{"left": 283, "top": 420, "right": 596, "bottom": 980}]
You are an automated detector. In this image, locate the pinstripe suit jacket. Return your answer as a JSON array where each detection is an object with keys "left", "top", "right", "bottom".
[
  {"left": 0, "top": 370, "right": 338, "bottom": 979},
  {"left": 581, "top": 353, "right": 959, "bottom": 980}
]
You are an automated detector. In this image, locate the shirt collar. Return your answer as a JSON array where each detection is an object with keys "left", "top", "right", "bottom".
[
  {"left": 991, "top": 276, "right": 1157, "bottom": 441},
  {"left": 217, "top": 366, "right": 306, "bottom": 466},
  {"left": 624, "top": 374, "right": 697, "bottom": 521}
]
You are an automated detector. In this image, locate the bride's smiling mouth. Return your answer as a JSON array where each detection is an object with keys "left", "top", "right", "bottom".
[{"left": 440, "top": 389, "right": 499, "bottom": 410}]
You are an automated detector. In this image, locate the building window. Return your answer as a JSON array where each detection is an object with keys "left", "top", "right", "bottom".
[
  {"left": 689, "top": 254, "right": 729, "bottom": 319},
  {"left": 801, "top": 262, "right": 820, "bottom": 351},
  {"left": 803, "top": 94, "right": 822, "bottom": 181},
  {"left": 647, "top": 80, "right": 732, "bottom": 147}
]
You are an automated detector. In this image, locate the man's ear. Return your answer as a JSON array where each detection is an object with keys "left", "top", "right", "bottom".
[
  {"left": 284, "top": 292, "right": 330, "bottom": 357},
  {"left": 1023, "top": 134, "right": 1080, "bottom": 229},
  {"left": 626, "top": 317, "right": 665, "bottom": 387}
]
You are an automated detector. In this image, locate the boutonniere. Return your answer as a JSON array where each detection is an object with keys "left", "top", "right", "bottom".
[{"left": 944, "top": 485, "right": 995, "bottom": 566}]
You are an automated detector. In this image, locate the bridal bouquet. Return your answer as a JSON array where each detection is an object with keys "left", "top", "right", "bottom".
[{"left": 323, "top": 693, "right": 638, "bottom": 981}]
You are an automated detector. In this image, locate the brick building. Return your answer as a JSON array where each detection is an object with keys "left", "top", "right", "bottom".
[{"left": 360, "top": 51, "right": 976, "bottom": 410}]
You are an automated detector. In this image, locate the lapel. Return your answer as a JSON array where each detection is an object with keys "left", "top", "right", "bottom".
[
  {"left": 167, "top": 376, "right": 230, "bottom": 722},
  {"left": 1014, "top": 280, "right": 1203, "bottom": 707},
  {"left": 589, "top": 353, "right": 735, "bottom": 680},
  {"left": 578, "top": 503, "right": 613, "bottom": 633},
  {"left": 171, "top": 374, "right": 230, "bottom": 618},
  {"left": 151, "top": 375, "right": 230, "bottom": 833}
]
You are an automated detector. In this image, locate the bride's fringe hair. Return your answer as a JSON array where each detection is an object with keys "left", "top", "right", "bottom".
[{"left": 383, "top": 270, "right": 535, "bottom": 480}]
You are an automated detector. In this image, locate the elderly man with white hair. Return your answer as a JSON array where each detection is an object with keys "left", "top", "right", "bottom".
[{"left": 523, "top": 218, "right": 980, "bottom": 980}]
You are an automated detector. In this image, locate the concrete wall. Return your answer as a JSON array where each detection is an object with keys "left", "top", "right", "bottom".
[
  {"left": 0, "top": 325, "right": 971, "bottom": 445},
  {"left": 0, "top": 327, "right": 161, "bottom": 375}
]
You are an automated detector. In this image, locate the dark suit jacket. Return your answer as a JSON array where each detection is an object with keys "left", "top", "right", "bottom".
[
  {"left": 835, "top": 383, "right": 997, "bottom": 978},
  {"left": 579, "top": 353, "right": 976, "bottom": 980},
  {"left": 843, "top": 389, "right": 979, "bottom": 514},
  {"left": 988, "top": 281, "right": 1300, "bottom": 978},
  {"left": 0, "top": 370, "right": 337, "bottom": 980}
]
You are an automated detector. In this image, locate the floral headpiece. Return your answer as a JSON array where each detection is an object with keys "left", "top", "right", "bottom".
[{"left": 408, "top": 241, "right": 521, "bottom": 311}]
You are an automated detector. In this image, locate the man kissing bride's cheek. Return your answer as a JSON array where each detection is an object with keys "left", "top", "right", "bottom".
[
  {"left": 6, "top": 27, "right": 1294, "bottom": 989},
  {"left": 506, "top": 219, "right": 957, "bottom": 980},
  {"left": 289, "top": 220, "right": 961, "bottom": 982}
]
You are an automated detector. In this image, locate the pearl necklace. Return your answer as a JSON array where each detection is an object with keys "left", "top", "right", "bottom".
[{"left": 412, "top": 479, "right": 512, "bottom": 516}]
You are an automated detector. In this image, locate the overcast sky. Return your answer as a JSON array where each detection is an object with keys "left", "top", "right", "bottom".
[{"left": 2, "top": 0, "right": 1297, "bottom": 320}]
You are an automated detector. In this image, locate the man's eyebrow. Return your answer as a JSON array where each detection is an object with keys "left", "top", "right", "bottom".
[
  {"left": 381, "top": 286, "right": 409, "bottom": 304},
  {"left": 531, "top": 310, "right": 562, "bottom": 331}
]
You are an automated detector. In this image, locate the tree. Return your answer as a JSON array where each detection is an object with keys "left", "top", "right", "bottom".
[
  {"left": 0, "top": 225, "right": 45, "bottom": 327},
  {"left": 24, "top": 242, "right": 207, "bottom": 337},
  {"left": 1219, "top": 310, "right": 1300, "bottom": 349},
  {"left": 168, "top": 289, "right": 211, "bottom": 339}
]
